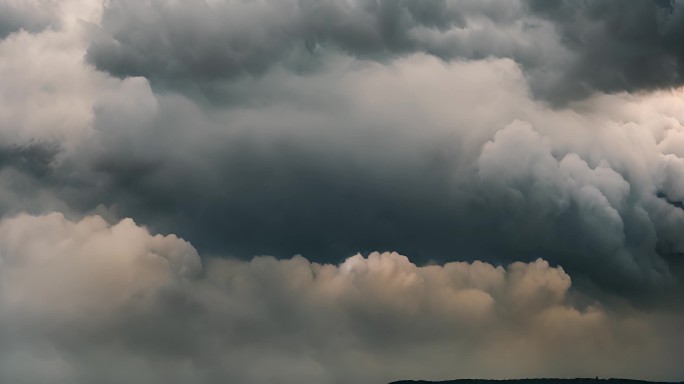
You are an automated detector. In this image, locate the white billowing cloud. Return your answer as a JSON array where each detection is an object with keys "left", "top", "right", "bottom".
[
  {"left": 326, "top": 55, "right": 684, "bottom": 290},
  {"left": 0, "top": 0, "right": 143, "bottom": 149},
  {"left": 0, "top": 213, "right": 200, "bottom": 323},
  {"left": 0, "top": 213, "right": 681, "bottom": 384},
  {"left": 0, "top": 0, "right": 159, "bottom": 218}
]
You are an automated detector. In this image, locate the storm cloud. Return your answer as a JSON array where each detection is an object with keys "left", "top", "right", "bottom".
[
  {"left": 86, "top": 0, "right": 565, "bottom": 98},
  {"left": 1, "top": 0, "right": 684, "bottom": 382},
  {"left": 0, "top": 0, "right": 57, "bottom": 38},
  {"left": 527, "top": 0, "right": 684, "bottom": 101},
  {"left": 0, "top": 213, "right": 682, "bottom": 384},
  {"left": 86, "top": 0, "right": 684, "bottom": 103},
  {"left": 50, "top": 54, "right": 684, "bottom": 303}
]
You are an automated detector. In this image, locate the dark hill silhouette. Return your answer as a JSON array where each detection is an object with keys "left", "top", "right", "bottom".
[{"left": 390, "top": 379, "right": 683, "bottom": 384}]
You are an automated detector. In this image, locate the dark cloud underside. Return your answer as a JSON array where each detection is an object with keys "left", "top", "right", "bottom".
[
  {"left": 1, "top": 1, "right": 684, "bottom": 382},
  {"left": 0, "top": 1, "right": 56, "bottom": 38},
  {"left": 88, "top": 0, "right": 684, "bottom": 104},
  {"left": 527, "top": 0, "right": 684, "bottom": 101}
]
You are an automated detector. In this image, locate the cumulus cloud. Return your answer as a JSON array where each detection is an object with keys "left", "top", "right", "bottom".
[
  {"left": 1, "top": 1, "right": 684, "bottom": 382},
  {"left": 86, "top": 0, "right": 466, "bottom": 80},
  {"left": 0, "top": 0, "right": 58, "bottom": 38},
  {"left": 0, "top": 141, "right": 59, "bottom": 177},
  {"left": 85, "top": 0, "right": 684, "bottom": 103},
  {"left": 0, "top": 213, "right": 200, "bottom": 321},
  {"left": 0, "top": 213, "right": 681, "bottom": 384},
  {"left": 85, "top": 0, "right": 568, "bottom": 98},
  {"left": 527, "top": 0, "right": 684, "bottom": 101},
  {"left": 3, "top": 8, "right": 683, "bottom": 299},
  {"left": 38, "top": 53, "right": 681, "bottom": 303}
]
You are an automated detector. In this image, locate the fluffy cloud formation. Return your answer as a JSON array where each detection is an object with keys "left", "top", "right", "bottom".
[
  {"left": 40, "top": 54, "right": 682, "bottom": 302},
  {"left": 86, "top": 0, "right": 684, "bottom": 103},
  {"left": 86, "top": 1, "right": 502, "bottom": 81},
  {"left": 86, "top": 0, "right": 567, "bottom": 100},
  {"left": 527, "top": 0, "right": 684, "bottom": 101},
  {"left": 3, "top": 13, "right": 684, "bottom": 299},
  {"left": 0, "top": 213, "right": 200, "bottom": 321},
  {"left": 0, "top": 0, "right": 57, "bottom": 38},
  {"left": 1, "top": 1, "right": 684, "bottom": 382},
  {"left": 0, "top": 213, "right": 681, "bottom": 384}
]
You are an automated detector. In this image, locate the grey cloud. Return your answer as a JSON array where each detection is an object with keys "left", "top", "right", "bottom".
[
  {"left": 526, "top": 0, "right": 684, "bottom": 103},
  {"left": 0, "top": 141, "right": 69, "bottom": 220},
  {"left": 4, "top": 40, "right": 674, "bottom": 303},
  {"left": 0, "top": 212, "right": 681, "bottom": 384},
  {"left": 0, "top": 141, "right": 59, "bottom": 177},
  {"left": 86, "top": 0, "right": 552, "bottom": 93},
  {"left": 35, "top": 56, "right": 682, "bottom": 305},
  {"left": 0, "top": 0, "right": 57, "bottom": 38},
  {"left": 86, "top": 0, "right": 684, "bottom": 104},
  {"left": 2, "top": 4, "right": 684, "bottom": 381},
  {"left": 86, "top": 0, "right": 459, "bottom": 83}
]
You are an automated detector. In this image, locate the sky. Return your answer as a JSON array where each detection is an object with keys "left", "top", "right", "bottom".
[{"left": 0, "top": 0, "right": 684, "bottom": 383}]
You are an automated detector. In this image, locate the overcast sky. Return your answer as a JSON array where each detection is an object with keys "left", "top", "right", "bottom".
[{"left": 1, "top": 1, "right": 684, "bottom": 383}]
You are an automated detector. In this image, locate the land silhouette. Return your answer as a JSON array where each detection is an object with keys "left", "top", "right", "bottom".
[{"left": 390, "top": 379, "right": 683, "bottom": 384}]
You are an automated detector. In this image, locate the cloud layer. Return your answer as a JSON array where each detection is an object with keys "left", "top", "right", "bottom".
[
  {"left": 0, "top": 213, "right": 682, "bottom": 384},
  {"left": 1, "top": 0, "right": 684, "bottom": 300},
  {"left": 86, "top": 0, "right": 684, "bottom": 103},
  {"left": 1, "top": 0, "right": 684, "bottom": 382},
  {"left": 42, "top": 54, "right": 683, "bottom": 302}
]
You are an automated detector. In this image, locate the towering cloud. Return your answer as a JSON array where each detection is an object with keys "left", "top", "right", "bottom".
[
  {"left": 48, "top": 54, "right": 683, "bottom": 302},
  {"left": 0, "top": 0, "right": 683, "bottom": 382}
]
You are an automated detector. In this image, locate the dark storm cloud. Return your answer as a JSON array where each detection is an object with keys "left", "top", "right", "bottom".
[
  {"left": 3, "top": 1, "right": 678, "bottom": 300},
  {"left": 86, "top": 0, "right": 544, "bottom": 91},
  {"left": 0, "top": 1, "right": 57, "bottom": 38},
  {"left": 0, "top": 141, "right": 69, "bottom": 222},
  {"left": 87, "top": 0, "right": 684, "bottom": 104},
  {"left": 2, "top": 2, "right": 684, "bottom": 382},
  {"left": 527, "top": 0, "right": 684, "bottom": 102},
  {"left": 84, "top": 0, "right": 482, "bottom": 86},
  {"left": 0, "top": 141, "right": 59, "bottom": 177},
  {"left": 40, "top": 58, "right": 684, "bottom": 304}
]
